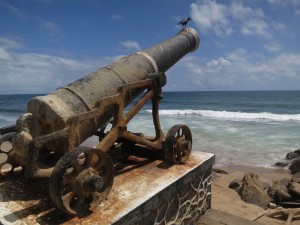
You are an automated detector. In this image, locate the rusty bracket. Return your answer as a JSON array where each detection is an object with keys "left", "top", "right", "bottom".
[
  {"left": 96, "top": 74, "right": 165, "bottom": 151},
  {"left": 147, "top": 72, "right": 167, "bottom": 87}
]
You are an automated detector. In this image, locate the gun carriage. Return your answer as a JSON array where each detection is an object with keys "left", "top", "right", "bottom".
[{"left": 0, "top": 28, "right": 200, "bottom": 215}]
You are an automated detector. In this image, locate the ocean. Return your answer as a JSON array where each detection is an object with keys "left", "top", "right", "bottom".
[{"left": 1, "top": 91, "right": 300, "bottom": 167}]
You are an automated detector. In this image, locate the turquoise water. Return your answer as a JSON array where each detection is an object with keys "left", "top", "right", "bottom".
[{"left": 1, "top": 91, "right": 300, "bottom": 167}]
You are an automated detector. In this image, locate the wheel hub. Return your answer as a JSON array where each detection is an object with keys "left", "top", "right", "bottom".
[
  {"left": 164, "top": 124, "right": 192, "bottom": 164},
  {"left": 49, "top": 147, "right": 114, "bottom": 215},
  {"left": 73, "top": 167, "right": 104, "bottom": 194}
]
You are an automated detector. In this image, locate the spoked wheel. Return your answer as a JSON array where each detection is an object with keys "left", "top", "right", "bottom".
[
  {"left": 164, "top": 124, "right": 192, "bottom": 164},
  {"left": 49, "top": 146, "right": 114, "bottom": 216},
  {"left": 0, "top": 132, "right": 20, "bottom": 175}
]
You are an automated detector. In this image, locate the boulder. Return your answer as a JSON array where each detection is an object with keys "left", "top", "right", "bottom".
[
  {"left": 295, "top": 149, "right": 300, "bottom": 154},
  {"left": 229, "top": 179, "right": 242, "bottom": 193},
  {"left": 286, "top": 149, "right": 300, "bottom": 160},
  {"left": 267, "top": 180, "right": 291, "bottom": 203},
  {"left": 279, "top": 178, "right": 291, "bottom": 187},
  {"left": 286, "top": 151, "right": 299, "bottom": 160},
  {"left": 240, "top": 172, "right": 271, "bottom": 209},
  {"left": 289, "top": 182, "right": 300, "bottom": 197},
  {"left": 289, "top": 159, "right": 300, "bottom": 174},
  {"left": 291, "top": 172, "right": 300, "bottom": 183},
  {"left": 261, "top": 182, "right": 270, "bottom": 190},
  {"left": 274, "top": 162, "right": 289, "bottom": 167}
]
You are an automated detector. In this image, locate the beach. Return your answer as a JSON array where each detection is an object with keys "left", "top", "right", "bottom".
[{"left": 209, "top": 164, "right": 298, "bottom": 225}]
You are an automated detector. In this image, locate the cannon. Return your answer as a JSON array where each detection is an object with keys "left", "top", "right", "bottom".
[{"left": 0, "top": 28, "right": 200, "bottom": 215}]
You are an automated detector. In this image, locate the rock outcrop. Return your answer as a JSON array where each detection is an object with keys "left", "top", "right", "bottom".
[
  {"left": 289, "top": 159, "right": 300, "bottom": 174},
  {"left": 239, "top": 172, "right": 271, "bottom": 209}
]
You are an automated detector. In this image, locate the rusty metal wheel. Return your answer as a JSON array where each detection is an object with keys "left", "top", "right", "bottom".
[
  {"left": 0, "top": 132, "right": 21, "bottom": 175},
  {"left": 49, "top": 146, "right": 114, "bottom": 215},
  {"left": 164, "top": 124, "right": 192, "bottom": 164}
]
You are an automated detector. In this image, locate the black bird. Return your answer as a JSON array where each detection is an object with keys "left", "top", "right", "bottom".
[{"left": 178, "top": 17, "right": 192, "bottom": 28}]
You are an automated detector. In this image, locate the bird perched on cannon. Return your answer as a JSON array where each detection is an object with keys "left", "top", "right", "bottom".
[{"left": 178, "top": 17, "right": 192, "bottom": 28}]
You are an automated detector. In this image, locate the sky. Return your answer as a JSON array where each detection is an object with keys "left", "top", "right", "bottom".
[{"left": 0, "top": 0, "right": 300, "bottom": 94}]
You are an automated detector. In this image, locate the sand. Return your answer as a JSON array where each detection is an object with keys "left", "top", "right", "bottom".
[{"left": 211, "top": 164, "right": 300, "bottom": 225}]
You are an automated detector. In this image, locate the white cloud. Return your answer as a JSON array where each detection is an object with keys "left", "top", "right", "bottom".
[
  {"left": 0, "top": 37, "right": 115, "bottom": 94},
  {"left": 222, "top": 49, "right": 300, "bottom": 79},
  {"left": 0, "top": 47, "right": 13, "bottom": 61},
  {"left": 206, "top": 57, "right": 232, "bottom": 68},
  {"left": 0, "top": 37, "right": 23, "bottom": 49},
  {"left": 241, "top": 19, "right": 270, "bottom": 38},
  {"left": 267, "top": 0, "right": 300, "bottom": 15},
  {"left": 190, "top": 1, "right": 272, "bottom": 38},
  {"left": 41, "top": 21, "right": 64, "bottom": 38},
  {"left": 0, "top": 37, "right": 22, "bottom": 61},
  {"left": 230, "top": 2, "right": 264, "bottom": 20},
  {"left": 264, "top": 42, "right": 281, "bottom": 52},
  {"left": 190, "top": 0, "right": 233, "bottom": 36},
  {"left": 272, "top": 22, "right": 286, "bottom": 32},
  {"left": 0, "top": 1, "right": 28, "bottom": 20},
  {"left": 119, "top": 40, "right": 141, "bottom": 51},
  {"left": 230, "top": 2, "right": 271, "bottom": 37},
  {"left": 111, "top": 14, "right": 123, "bottom": 20},
  {"left": 266, "top": 0, "right": 281, "bottom": 4},
  {"left": 79, "top": 20, "right": 89, "bottom": 27},
  {"left": 267, "top": 0, "right": 300, "bottom": 5},
  {"left": 171, "top": 49, "right": 300, "bottom": 90},
  {"left": 104, "top": 55, "right": 125, "bottom": 62},
  {"left": 268, "top": 54, "right": 300, "bottom": 77},
  {"left": 0, "top": 53, "right": 102, "bottom": 94}
]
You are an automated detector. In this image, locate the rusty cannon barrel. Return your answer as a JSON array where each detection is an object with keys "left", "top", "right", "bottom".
[{"left": 26, "top": 28, "right": 200, "bottom": 147}]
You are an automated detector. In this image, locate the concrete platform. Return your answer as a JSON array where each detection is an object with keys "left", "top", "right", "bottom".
[
  {"left": 196, "top": 209, "right": 262, "bottom": 225},
  {"left": 0, "top": 150, "right": 215, "bottom": 225}
]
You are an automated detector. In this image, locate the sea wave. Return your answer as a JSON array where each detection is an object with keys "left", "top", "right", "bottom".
[{"left": 146, "top": 109, "right": 300, "bottom": 121}]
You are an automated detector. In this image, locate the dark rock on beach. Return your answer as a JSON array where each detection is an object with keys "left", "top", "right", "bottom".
[
  {"left": 289, "top": 159, "right": 300, "bottom": 174},
  {"left": 289, "top": 182, "right": 300, "bottom": 197},
  {"left": 228, "top": 178, "right": 242, "bottom": 193},
  {"left": 286, "top": 149, "right": 300, "bottom": 160},
  {"left": 286, "top": 152, "right": 299, "bottom": 160},
  {"left": 291, "top": 172, "right": 300, "bottom": 183},
  {"left": 274, "top": 162, "right": 289, "bottom": 167},
  {"left": 295, "top": 149, "right": 300, "bottom": 154}
]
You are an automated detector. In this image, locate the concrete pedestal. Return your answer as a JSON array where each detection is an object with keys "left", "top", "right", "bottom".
[{"left": 0, "top": 151, "right": 215, "bottom": 225}]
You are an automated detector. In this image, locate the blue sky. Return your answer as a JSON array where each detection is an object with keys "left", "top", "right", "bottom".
[{"left": 0, "top": 0, "right": 300, "bottom": 94}]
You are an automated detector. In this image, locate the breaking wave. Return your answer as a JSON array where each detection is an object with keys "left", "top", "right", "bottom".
[{"left": 146, "top": 109, "right": 300, "bottom": 121}]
